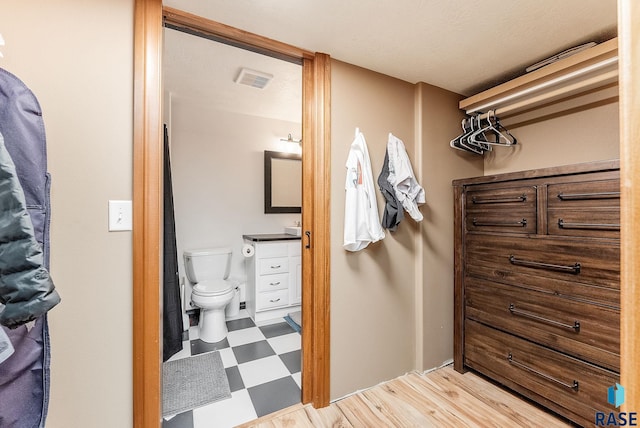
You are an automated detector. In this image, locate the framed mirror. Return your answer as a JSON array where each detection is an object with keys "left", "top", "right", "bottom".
[{"left": 264, "top": 150, "right": 302, "bottom": 213}]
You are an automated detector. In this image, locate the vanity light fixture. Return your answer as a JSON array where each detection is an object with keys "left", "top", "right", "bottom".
[{"left": 280, "top": 133, "right": 302, "bottom": 145}]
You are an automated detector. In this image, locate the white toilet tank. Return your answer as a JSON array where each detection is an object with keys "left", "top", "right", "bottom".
[{"left": 184, "top": 247, "right": 232, "bottom": 283}]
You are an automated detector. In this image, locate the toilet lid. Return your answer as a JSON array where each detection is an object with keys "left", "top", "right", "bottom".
[{"left": 193, "top": 280, "right": 235, "bottom": 296}]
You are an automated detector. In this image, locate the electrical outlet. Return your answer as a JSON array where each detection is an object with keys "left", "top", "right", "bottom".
[{"left": 108, "top": 200, "right": 132, "bottom": 231}]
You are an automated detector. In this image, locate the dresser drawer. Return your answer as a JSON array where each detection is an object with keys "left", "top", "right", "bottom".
[
  {"left": 466, "top": 186, "right": 537, "bottom": 213},
  {"left": 465, "top": 277, "right": 619, "bottom": 371},
  {"left": 258, "top": 273, "right": 289, "bottom": 292},
  {"left": 259, "top": 257, "right": 289, "bottom": 275},
  {"left": 547, "top": 179, "right": 620, "bottom": 210},
  {"left": 547, "top": 208, "right": 620, "bottom": 239},
  {"left": 465, "top": 212, "right": 536, "bottom": 234},
  {"left": 256, "top": 289, "right": 289, "bottom": 310},
  {"left": 466, "top": 234, "right": 620, "bottom": 294},
  {"left": 465, "top": 320, "right": 618, "bottom": 425},
  {"left": 465, "top": 186, "right": 537, "bottom": 234}
]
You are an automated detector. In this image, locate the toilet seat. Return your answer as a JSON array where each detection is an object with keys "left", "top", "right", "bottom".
[{"left": 192, "top": 280, "right": 235, "bottom": 297}]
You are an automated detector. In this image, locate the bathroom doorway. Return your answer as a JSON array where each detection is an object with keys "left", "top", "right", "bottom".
[
  {"left": 133, "top": 5, "right": 331, "bottom": 425},
  {"left": 162, "top": 23, "right": 304, "bottom": 427}
]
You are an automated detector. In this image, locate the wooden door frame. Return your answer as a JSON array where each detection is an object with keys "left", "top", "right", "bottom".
[
  {"left": 133, "top": 2, "right": 331, "bottom": 426},
  {"left": 619, "top": 0, "right": 639, "bottom": 413}
]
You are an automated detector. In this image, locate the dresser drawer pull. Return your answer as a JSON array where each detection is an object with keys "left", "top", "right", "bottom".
[
  {"left": 270, "top": 265, "right": 282, "bottom": 269},
  {"left": 472, "top": 194, "right": 527, "bottom": 204},
  {"left": 558, "top": 218, "right": 620, "bottom": 231},
  {"left": 507, "top": 353, "right": 579, "bottom": 392},
  {"left": 508, "top": 303, "right": 580, "bottom": 332},
  {"left": 509, "top": 255, "right": 581, "bottom": 274},
  {"left": 557, "top": 191, "right": 620, "bottom": 201},
  {"left": 269, "top": 282, "right": 281, "bottom": 286},
  {"left": 269, "top": 298, "right": 281, "bottom": 303},
  {"left": 472, "top": 218, "right": 527, "bottom": 227}
]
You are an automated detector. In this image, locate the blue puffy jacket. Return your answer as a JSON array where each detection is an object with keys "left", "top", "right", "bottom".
[{"left": 0, "top": 131, "right": 60, "bottom": 327}]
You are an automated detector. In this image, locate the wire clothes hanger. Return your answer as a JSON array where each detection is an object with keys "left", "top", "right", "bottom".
[
  {"left": 467, "top": 114, "right": 493, "bottom": 151},
  {"left": 450, "top": 110, "right": 516, "bottom": 155},
  {"left": 470, "top": 110, "right": 517, "bottom": 146},
  {"left": 450, "top": 116, "right": 489, "bottom": 155}
]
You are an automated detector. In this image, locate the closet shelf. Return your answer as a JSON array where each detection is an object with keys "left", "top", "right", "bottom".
[{"left": 460, "top": 38, "right": 618, "bottom": 121}]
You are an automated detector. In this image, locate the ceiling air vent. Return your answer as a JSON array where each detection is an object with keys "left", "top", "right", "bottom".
[{"left": 235, "top": 68, "right": 273, "bottom": 89}]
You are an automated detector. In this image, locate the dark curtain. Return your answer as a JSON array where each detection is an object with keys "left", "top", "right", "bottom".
[{"left": 163, "top": 124, "right": 183, "bottom": 362}]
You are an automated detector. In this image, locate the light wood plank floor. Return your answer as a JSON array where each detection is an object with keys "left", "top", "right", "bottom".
[{"left": 236, "top": 365, "right": 572, "bottom": 427}]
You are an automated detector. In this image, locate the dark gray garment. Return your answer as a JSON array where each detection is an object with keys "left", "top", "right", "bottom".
[
  {"left": 377, "top": 147, "right": 403, "bottom": 231},
  {"left": 0, "top": 66, "right": 59, "bottom": 428},
  {"left": 0, "top": 133, "right": 59, "bottom": 327}
]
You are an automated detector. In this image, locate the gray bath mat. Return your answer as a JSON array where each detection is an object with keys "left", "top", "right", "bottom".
[{"left": 162, "top": 351, "right": 231, "bottom": 417}]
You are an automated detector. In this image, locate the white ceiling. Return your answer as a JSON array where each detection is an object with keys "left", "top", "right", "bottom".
[
  {"left": 163, "top": 28, "right": 302, "bottom": 123},
  {"left": 163, "top": 0, "right": 617, "bottom": 123}
]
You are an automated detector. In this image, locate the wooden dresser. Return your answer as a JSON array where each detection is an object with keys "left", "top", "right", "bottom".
[{"left": 453, "top": 160, "right": 620, "bottom": 426}]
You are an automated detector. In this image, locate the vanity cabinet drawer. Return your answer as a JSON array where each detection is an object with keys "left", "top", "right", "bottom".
[
  {"left": 465, "top": 277, "right": 620, "bottom": 371},
  {"left": 465, "top": 320, "right": 618, "bottom": 426},
  {"left": 259, "top": 257, "right": 289, "bottom": 275},
  {"left": 256, "top": 289, "right": 289, "bottom": 310},
  {"left": 256, "top": 242, "right": 288, "bottom": 258},
  {"left": 258, "top": 273, "right": 289, "bottom": 292}
]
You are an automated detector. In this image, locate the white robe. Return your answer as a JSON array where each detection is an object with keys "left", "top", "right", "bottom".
[
  {"left": 387, "top": 133, "right": 425, "bottom": 222},
  {"left": 343, "top": 130, "right": 385, "bottom": 251}
]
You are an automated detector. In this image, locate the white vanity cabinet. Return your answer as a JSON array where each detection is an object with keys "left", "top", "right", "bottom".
[
  {"left": 290, "top": 255, "right": 302, "bottom": 305},
  {"left": 243, "top": 235, "right": 302, "bottom": 322}
]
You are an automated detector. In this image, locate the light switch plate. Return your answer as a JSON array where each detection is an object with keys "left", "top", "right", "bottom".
[{"left": 108, "top": 200, "right": 132, "bottom": 231}]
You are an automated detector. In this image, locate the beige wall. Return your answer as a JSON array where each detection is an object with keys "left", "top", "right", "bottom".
[
  {"left": 169, "top": 100, "right": 301, "bottom": 301},
  {"left": 1, "top": 1, "right": 134, "bottom": 426},
  {"left": 484, "top": 101, "right": 620, "bottom": 175},
  {"left": 415, "top": 83, "right": 484, "bottom": 370},
  {"left": 328, "top": 60, "right": 487, "bottom": 401},
  {"left": 330, "top": 60, "right": 418, "bottom": 399}
]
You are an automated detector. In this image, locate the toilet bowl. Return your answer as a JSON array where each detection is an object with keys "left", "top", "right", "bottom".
[
  {"left": 184, "top": 247, "right": 237, "bottom": 343},
  {"left": 191, "top": 280, "right": 236, "bottom": 343}
]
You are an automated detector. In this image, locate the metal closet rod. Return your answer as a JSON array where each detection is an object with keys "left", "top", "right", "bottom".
[{"left": 467, "top": 56, "right": 619, "bottom": 119}]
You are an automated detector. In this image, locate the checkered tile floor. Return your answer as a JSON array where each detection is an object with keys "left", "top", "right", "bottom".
[{"left": 162, "top": 310, "right": 301, "bottom": 428}]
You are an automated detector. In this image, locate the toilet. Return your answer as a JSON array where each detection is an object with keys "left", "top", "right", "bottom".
[{"left": 184, "top": 247, "right": 238, "bottom": 343}]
